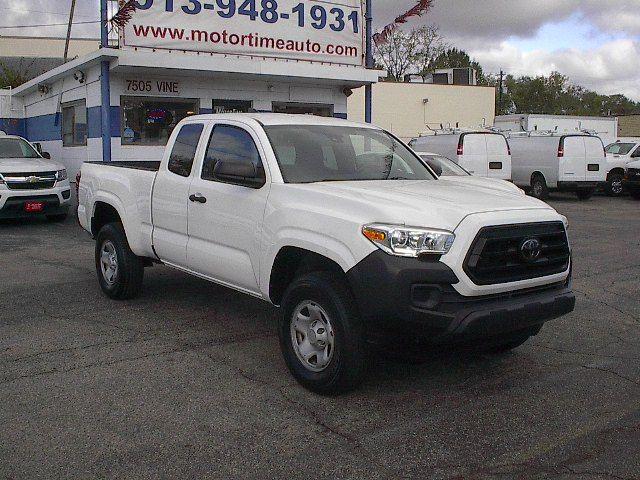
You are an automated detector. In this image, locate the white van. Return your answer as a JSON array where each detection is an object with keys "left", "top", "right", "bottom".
[
  {"left": 410, "top": 131, "right": 512, "bottom": 180},
  {"left": 509, "top": 133, "right": 607, "bottom": 200}
]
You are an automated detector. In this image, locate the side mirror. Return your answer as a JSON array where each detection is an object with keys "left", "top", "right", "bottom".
[
  {"left": 213, "top": 160, "right": 265, "bottom": 188},
  {"left": 41, "top": 151, "right": 51, "bottom": 159},
  {"left": 632, "top": 149, "right": 640, "bottom": 158}
]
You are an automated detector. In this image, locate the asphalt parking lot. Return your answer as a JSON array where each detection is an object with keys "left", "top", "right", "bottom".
[{"left": 1, "top": 194, "right": 639, "bottom": 480}]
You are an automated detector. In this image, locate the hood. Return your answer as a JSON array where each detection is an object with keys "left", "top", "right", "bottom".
[
  {"left": 0, "top": 157, "right": 64, "bottom": 174},
  {"left": 281, "top": 179, "right": 553, "bottom": 232},
  {"left": 437, "top": 176, "right": 524, "bottom": 195}
]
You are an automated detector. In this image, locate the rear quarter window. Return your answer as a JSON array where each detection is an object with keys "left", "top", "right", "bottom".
[{"left": 167, "top": 123, "right": 204, "bottom": 177}]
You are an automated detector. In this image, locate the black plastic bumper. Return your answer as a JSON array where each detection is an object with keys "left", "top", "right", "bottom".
[
  {"left": 0, "top": 194, "right": 69, "bottom": 219},
  {"left": 557, "top": 181, "right": 601, "bottom": 192},
  {"left": 623, "top": 179, "right": 640, "bottom": 192},
  {"left": 347, "top": 251, "right": 575, "bottom": 344}
]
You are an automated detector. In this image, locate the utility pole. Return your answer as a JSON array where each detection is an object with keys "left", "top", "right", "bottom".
[
  {"left": 63, "top": 0, "right": 77, "bottom": 62},
  {"left": 100, "top": 0, "right": 112, "bottom": 162},
  {"left": 364, "top": 0, "right": 373, "bottom": 123},
  {"left": 498, "top": 69, "right": 504, "bottom": 116}
]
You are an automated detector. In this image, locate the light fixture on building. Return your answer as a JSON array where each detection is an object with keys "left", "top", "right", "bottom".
[
  {"left": 37, "top": 84, "right": 51, "bottom": 95},
  {"left": 73, "top": 71, "right": 86, "bottom": 83},
  {"left": 343, "top": 87, "right": 353, "bottom": 98}
]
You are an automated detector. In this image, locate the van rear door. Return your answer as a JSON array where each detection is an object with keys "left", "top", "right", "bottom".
[
  {"left": 559, "top": 136, "right": 586, "bottom": 182},
  {"left": 458, "top": 133, "right": 488, "bottom": 176},
  {"left": 584, "top": 136, "right": 607, "bottom": 183},
  {"left": 485, "top": 133, "right": 512, "bottom": 180}
]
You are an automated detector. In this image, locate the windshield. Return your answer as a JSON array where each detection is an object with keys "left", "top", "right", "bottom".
[
  {"left": 420, "top": 154, "right": 470, "bottom": 176},
  {"left": 605, "top": 143, "right": 636, "bottom": 155},
  {"left": 0, "top": 138, "right": 41, "bottom": 159},
  {"left": 264, "top": 125, "right": 435, "bottom": 183}
]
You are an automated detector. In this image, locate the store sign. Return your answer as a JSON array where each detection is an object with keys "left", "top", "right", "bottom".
[
  {"left": 123, "top": 0, "right": 364, "bottom": 66},
  {"left": 125, "top": 78, "right": 181, "bottom": 95},
  {"left": 212, "top": 99, "right": 253, "bottom": 113}
]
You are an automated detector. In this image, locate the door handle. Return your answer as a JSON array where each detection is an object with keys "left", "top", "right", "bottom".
[{"left": 189, "top": 193, "right": 207, "bottom": 204}]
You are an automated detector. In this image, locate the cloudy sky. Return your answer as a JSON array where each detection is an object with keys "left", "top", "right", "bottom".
[{"left": 1, "top": 0, "right": 639, "bottom": 99}]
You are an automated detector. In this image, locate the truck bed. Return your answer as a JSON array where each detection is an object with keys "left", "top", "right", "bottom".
[{"left": 86, "top": 161, "right": 161, "bottom": 172}]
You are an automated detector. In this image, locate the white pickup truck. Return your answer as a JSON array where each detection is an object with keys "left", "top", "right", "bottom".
[{"left": 78, "top": 114, "right": 575, "bottom": 394}]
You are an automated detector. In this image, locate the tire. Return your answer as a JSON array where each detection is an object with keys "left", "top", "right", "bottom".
[
  {"left": 605, "top": 173, "right": 624, "bottom": 197},
  {"left": 279, "top": 271, "right": 368, "bottom": 395},
  {"left": 530, "top": 175, "right": 549, "bottom": 200},
  {"left": 576, "top": 188, "right": 595, "bottom": 201},
  {"left": 46, "top": 213, "right": 68, "bottom": 222},
  {"left": 95, "top": 223, "right": 144, "bottom": 300}
]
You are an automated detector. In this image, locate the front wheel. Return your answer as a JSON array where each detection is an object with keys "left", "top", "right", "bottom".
[
  {"left": 605, "top": 173, "right": 624, "bottom": 197},
  {"left": 576, "top": 188, "right": 595, "bottom": 201},
  {"left": 95, "top": 223, "right": 144, "bottom": 300},
  {"left": 279, "top": 272, "right": 368, "bottom": 395}
]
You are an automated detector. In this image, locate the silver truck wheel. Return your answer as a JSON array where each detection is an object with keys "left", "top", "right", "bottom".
[
  {"left": 99, "top": 240, "right": 119, "bottom": 286},
  {"left": 290, "top": 301, "right": 335, "bottom": 372}
]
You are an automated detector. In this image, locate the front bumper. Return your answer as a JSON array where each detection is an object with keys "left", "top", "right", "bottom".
[
  {"left": 557, "top": 181, "right": 601, "bottom": 192},
  {"left": 347, "top": 251, "right": 575, "bottom": 344},
  {"left": 622, "top": 179, "right": 640, "bottom": 192},
  {"left": 0, "top": 191, "right": 70, "bottom": 218}
]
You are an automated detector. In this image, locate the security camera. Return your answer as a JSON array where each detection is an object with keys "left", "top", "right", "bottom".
[
  {"left": 343, "top": 87, "right": 353, "bottom": 97},
  {"left": 37, "top": 84, "right": 51, "bottom": 95},
  {"left": 74, "top": 71, "right": 86, "bottom": 83}
]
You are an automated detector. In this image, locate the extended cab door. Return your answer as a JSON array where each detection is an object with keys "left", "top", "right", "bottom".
[
  {"left": 151, "top": 122, "right": 205, "bottom": 266},
  {"left": 185, "top": 123, "right": 269, "bottom": 295}
]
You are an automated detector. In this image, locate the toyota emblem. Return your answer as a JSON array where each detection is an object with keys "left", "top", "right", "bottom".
[{"left": 520, "top": 238, "right": 541, "bottom": 263}]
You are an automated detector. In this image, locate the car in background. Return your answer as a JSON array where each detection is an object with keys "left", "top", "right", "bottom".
[
  {"left": 508, "top": 133, "right": 606, "bottom": 201},
  {"left": 419, "top": 152, "right": 525, "bottom": 196},
  {"left": 410, "top": 131, "right": 512, "bottom": 181},
  {"left": 0, "top": 132, "right": 71, "bottom": 221},
  {"left": 604, "top": 140, "right": 640, "bottom": 196},
  {"left": 623, "top": 159, "right": 640, "bottom": 199}
]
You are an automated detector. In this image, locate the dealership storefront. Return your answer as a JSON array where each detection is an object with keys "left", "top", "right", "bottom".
[{"left": 0, "top": 0, "right": 377, "bottom": 178}]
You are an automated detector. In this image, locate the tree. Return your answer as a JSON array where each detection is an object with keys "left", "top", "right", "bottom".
[
  {"left": 432, "top": 48, "right": 486, "bottom": 84},
  {"left": 374, "top": 25, "right": 448, "bottom": 81},
  {"left": 373, "top": 28, "right": 421, "bottom": 81},
  {"left": 0, "top": 59, "right": 36, "bottom": 89},
  {"left": 412, "top": 26, "right": 448, "bottom": 77}
]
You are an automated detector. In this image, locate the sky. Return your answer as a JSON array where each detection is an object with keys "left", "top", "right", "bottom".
[{"left": 1, "top": 0, "right": 639, "bottom": 100}]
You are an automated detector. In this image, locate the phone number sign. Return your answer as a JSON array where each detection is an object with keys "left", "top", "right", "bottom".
[{"left": 124, "top": 0, "right": 365, "bottom": 66}]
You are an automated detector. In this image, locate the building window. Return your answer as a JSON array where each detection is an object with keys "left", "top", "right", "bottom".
[
  {"left": 62, "top": 100, "right": 87, "bottom": 147},
  {"left": 121, "top": 97, "right": 199, "bottom": 146}
]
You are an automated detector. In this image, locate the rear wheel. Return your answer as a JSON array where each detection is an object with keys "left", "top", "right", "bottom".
[
  {"left": 605, "top": 173, "right": 624, "bottom": 197},
  {"left": 576, "top": 188, "right": 595, "bottom": 201},
  {"left": 279, "top": 271, "right": 367, "bottom": 394},
  {"left": 530, "top": 174, "right": 549, "bottom": 200},
  {"left": 95, "top": 223, "right": 144, "bottom": 300}
]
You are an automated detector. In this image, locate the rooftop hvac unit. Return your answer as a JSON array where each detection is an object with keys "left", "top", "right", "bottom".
[{"left": 433, "top": 68, "right": 477, "bottom": 86}]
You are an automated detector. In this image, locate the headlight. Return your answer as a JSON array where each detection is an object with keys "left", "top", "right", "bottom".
[
  {"left": 56, "top": 169, "right": 67, "bottom": 181},
  {"left": 362, "top": 224, "right": 455, "bottom": 257}
]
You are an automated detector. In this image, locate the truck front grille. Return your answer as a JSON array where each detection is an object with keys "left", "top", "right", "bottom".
[
  {"left": 2, "top": 171, "right": 57, "bottom": 190},
  {"left": 464, "top": 222, "right": 570, "bottom": 286}
]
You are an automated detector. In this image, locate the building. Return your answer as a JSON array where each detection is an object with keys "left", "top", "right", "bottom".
[
  {"left": 617, "top": 115, "right": 640, "bottom": 139},
  {"left": 0, "top": 1, "right": 377, "bottom": 179},
  {"left": 348, "top": 82, "right": 496, "bottom": 142},
  {"left": 495, "top": 114, "right": 619, "bottom": 145}
]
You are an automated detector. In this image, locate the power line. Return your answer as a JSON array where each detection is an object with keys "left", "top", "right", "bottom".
[
  {"left": 0, "top": 7, "right": 96, "bottom": 18},
  {"left": 0, "top": 20, "right": 99, "bottom": 30}
]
